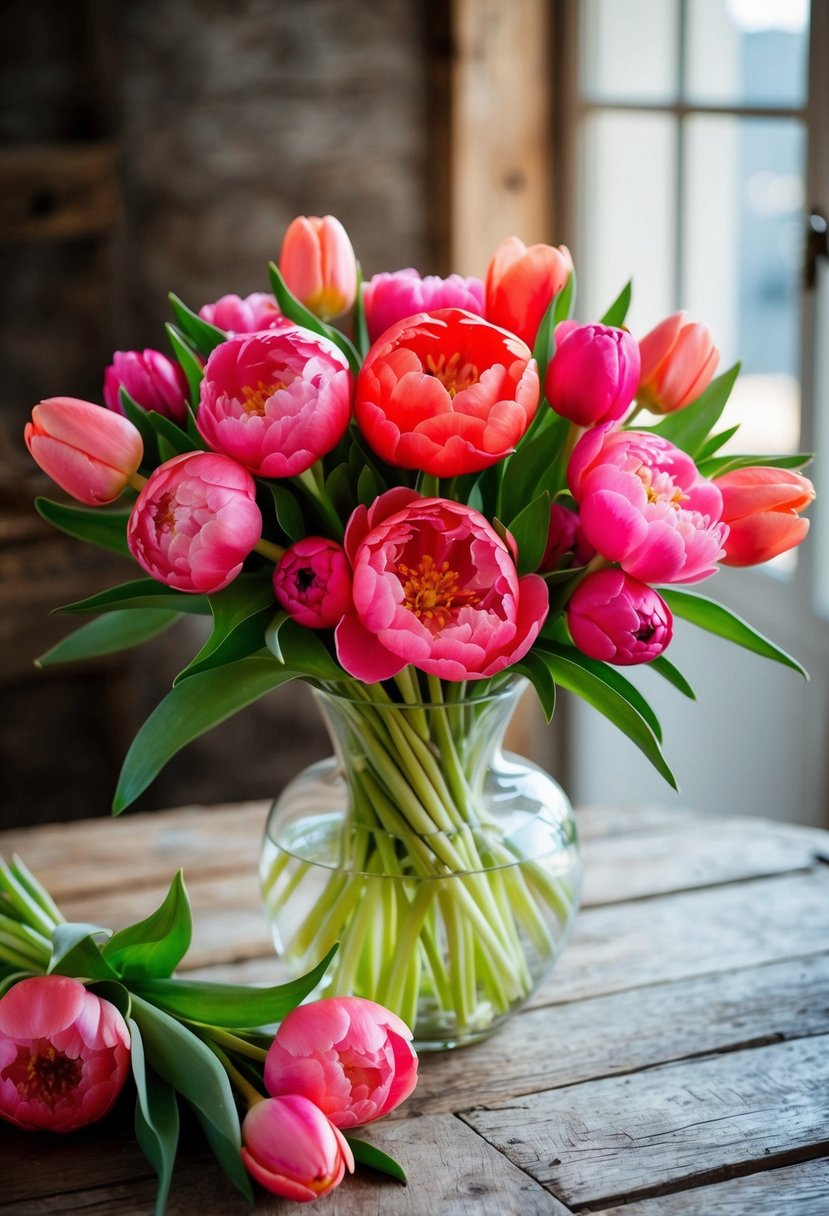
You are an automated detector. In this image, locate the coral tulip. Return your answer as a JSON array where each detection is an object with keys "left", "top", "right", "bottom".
[
  {"left": 354, "top": 308, "right": 539, "bottom": 477},
  {"left": 241, "top": 1095, "right": 354, "bottom": 1202},
  {"left": 273, "top": 538, "right": 353, "bottom": 628},
  {"left": 279, "top": 214, "right": 357, "bottom": 320},
  {"left": 336, "top": 490, "right": 549, "bottom": 683},
  {"left": 363, "top": 268, "right": 484, "bottom": 343},
  {"left": 127, "top": 451, "right": 262, "bottom": 593},
  {"left": 198, "top": 292, "right": 285, "bottom": 335},
  {"left": 637, "top": 312, "right": 719, "bottom": 414},
  {"left": 567, "top": 568, "right": 673, "bottom": 665},
  {"left": 25, "top": 396, "right": 143, "bottom": 506},
  {"left": 485, "top": 236, "right": 573, "bottom": 348},
  {"left": 0, "top": 976, "right": 130, "bottom": 1133},
  {"left": 104, "top": 349, "right": 190, "bottom": 425},
  {"left": 264, "top": 996, "right": 418, "bottom": 1129},
  {"left": 715, "top": 466, "right": 815, "bottom": 566},
  {"left": 197, "top": 328, "right": 353, "bottom": 479},
  {"left": 568, "top": 427, "right": 727, "bottom": 584},
  {"left": 546, "top": 322, "right": 640, "bottom": 426}
]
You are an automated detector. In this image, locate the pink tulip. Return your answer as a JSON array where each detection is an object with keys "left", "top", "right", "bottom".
[
  {"left": 363, "top": 268, "right": 484, "bottom": 343},
  {"left": 264, "top": 996, "right": 418, "bottom": 1129},
  {"left": 0, "top": 976, "right": 130, "bottom": 1133},
  {"left": 103, "top": 349, "right": 190, "bottom": 425},
  {"left": 197, "top": 329, "right": 353, "bottom": 478},
  {"left": 637, "top": 312, "right": 719, "bottom": 414},
  {"left": 546, "top": 322, "right": 640, "bottom": 426},
  {"left": 273, "top": 538, "right": 353, "bottom": 628},
  {"left": 242, "top": 1095, "right": 353, "bottom": 1203},
  {"left": 198, "top": 292, "right": 286, "bottom": 335},
  {"left": 567, "top": 568, "right": 673, "bottom": 665},
  {"left": 24, "top": 396, "right": 143, "bottom": 506},
  {"left": 279, "top": 215, "right": 357, "bottom": 320},
  {"left": 540, "top": 503, "right": 595, "bottom": 571},
  {"left": 715, "top": 466, "right": 815, "bottom": 566},
  {"left": 568, "top": 427, "right": 727, "bottom": 584},
  {"left": 336, "top": 490, "right": 549, "bottom": 683},
  {"left": 127, "top": 451, "right": 262, "bottom": 593},
  {"left": 485, "top": 236, "right": 573, "bottom": 348}
]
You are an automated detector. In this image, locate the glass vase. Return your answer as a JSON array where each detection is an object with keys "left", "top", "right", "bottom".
[{"left": 260, "top": 678, "right": 581, "bottom": 1050}]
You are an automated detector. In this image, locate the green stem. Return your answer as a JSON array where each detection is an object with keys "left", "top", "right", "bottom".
[{"left": 205, "top": 1042, "right": 266, "bottom": 1108}]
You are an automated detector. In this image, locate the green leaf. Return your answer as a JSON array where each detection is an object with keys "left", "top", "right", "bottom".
[
  {"left": 697, "top": 450, "right": 815, "bottom": 479},
  {"left": 273, "top": 619, "right": 345, "bottom": 680},
  {"left": 599, "top": 279, "right": 632, "bottom": 328},
  {"left": 191, "top": 1106, "right": 254, "bottom": 1204},
  {"left": 537, "top": 645, "right": 678, "bottom": 789},
  {"left": 113, "top": 654, "right": 301, "bottom": 813},
  {"left": 48, "top": 923, "right": 119, "bottom": 981},
  {"left": 129, "top": 1018, "right": 180, "bottom": 1216},
  {"left": 507, "top": 491, "right": 551, "bottom": 575},
  {"left": 174, "top": 576, "right": 276, "bottom": 683},
  {"left": 56, "top": 578, "right": 210, "bottom": 616},
  {"left": 660, "top": 588, "right": 808, "bottom": 678},
  {"left": 146, "top": 408, "right": 203, "bottom": 456},
  {"left": 102, "top": 871, "right": 192, "bottom": 979},
  {"left": 346, "top": 1136, "right": 408, "bottom": 1184},
  {"left": 175, "top": 608, "right": 273, "bottom": 683},
  {"left": 514, "top": 652, "right": 556, "bottom": 722},
  {"left": 268, "top": 262, "right": 360, "bottom": 374},
  {"left": 35, "top": 498, "right": 132, "bottom": 557},
  {"left": 130, "top": 944, "right": 337, "bottom": 1027},
  {"left": 325, "top": 462, "right": 357, "bottom": 519},
  {"left": 36, "top": 610, "right": 181, "bottom": 668},
  {"left": 119, "top": 387, "right": 159, "bottom": 457},
  {"left": 358, "top": 464, "right": 382, "bottom": 507},
  {"left": 650, "top": 654, "right": 696, "bottom": 699},
  {"left": 165, "top": 324, "right": 204, "bottom": 406},
  {"left": 650, "top": 363, "right": 741, "bottom": 457},
  {"left": 264, "top": 610, "right": 290, "bottom": 663},
  {"left": 169, "top": 292, "right": 228, "bottom": 358},
  {"left": 530, "top": 271, "right": 575, "bottom": 390},
  {"left": 264, "top": 482, "right": 305, "bottom": 543},
  {"left": 500, "top": 415, "right": 568, "bottom": 522},
  {"left": 353, "top": 263, "right": 370, "bottom": 358},
  {"left": 696, "top": 424, "right": 740, "bottom": 461},
  {"left": 548, "top": 643, "right": 663, "bottom": 742}
]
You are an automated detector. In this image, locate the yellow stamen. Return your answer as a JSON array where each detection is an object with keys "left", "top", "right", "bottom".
[
  {"left": 240, "top": 379, "right": 285, "bottom": 415},
  {"left": 424, "top": 352, "right": 479, "bottom": 398},
  {"left": 397, "top": 554, "right": 478, "bottom": 629}
]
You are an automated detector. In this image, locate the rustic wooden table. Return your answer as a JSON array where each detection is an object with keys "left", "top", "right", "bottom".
[{"left": 1, "top": 801, "right": 828, "bottom": 1214}]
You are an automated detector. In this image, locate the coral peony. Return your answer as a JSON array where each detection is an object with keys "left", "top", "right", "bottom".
[
  {"left": 637, "top": 312, "right": 719, "bottom": 414},
  {"left": 546, "top": 322, "right": 640, "bottom": 426},
  {"left": 715, "top": 466, "right": 815, "bottom": 566},
  {"left": 25, "top": 396, "right": 143, "bottom": 506},
  {"left": 354, "top": 308, "right": 539, "bottom": 477},
  {"left": 567, "top": 568, "right": 673, "bottom": 665},
  {"left": 485, "top": 236, "right": 573, "bottom": 348},
  {"left": 273, "top": 537, "right": 353, "bottom": 628},
  {"left": 198, "top": 292, "right": 285, "bottom": 335},
  {"left": 241, "top": 1095, "right": 353, "bottom": 1202},
  {"left": 363, "top": 269, "right": 484, "bottom": 343},
  {"left": 279, "top": 214, "right": 357, "bottom": 320},
  {"left": 104, "top": 349, "right": 190, "bottom": 425},
  {"left": 336, "top": 491, "right": 549, "bottom": 682}
]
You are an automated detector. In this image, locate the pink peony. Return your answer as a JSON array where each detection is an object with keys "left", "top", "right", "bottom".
[
  {"left": 197, "top": 328, "right": 353, "bottom": 478},
  {"left": 25, "top": 396, "right": 143, "bottom": 506},
  {"left": 241, "top": 1095, "right": 354, "bottom": 1202},
  {"left": 198, "top": 292, "right": 286, "bottom": 335},
  {"left": 546, "top": 322, "right": 640, "bottom": 426},
  {"left": 0, "top": 976, "right": 130, "bottom": 1133},
  {"left": 127, "top": 451, "right": 262, "bottom": 593},
  {"left": 264, "top": 996, "right": 418, "bottom": 1130},
  {"left": 567, "top": 568, "right": 673, "bottom": 665},
  {"left": 568, "top": 427, "right": 727, "bottom": 584},
  {"left": 273, "top": 537, "right": 353, "bottom": 628},
  {"left": 104, "top": 349, "right": 189, "bottom": 425},
  {"left": 335, "top": 490, "right": 549, "bottom": 683},
  {"left": 363, "top": 268, "right": 484, "bottom": 343}
]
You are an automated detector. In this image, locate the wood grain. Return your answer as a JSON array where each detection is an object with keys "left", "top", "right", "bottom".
[{"left": 0, "top": 143, "right": 118, "bottom": 241}]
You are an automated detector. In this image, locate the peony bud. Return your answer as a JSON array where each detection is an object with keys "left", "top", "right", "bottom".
[
  {"left": 104, "top": 349, "right": 190, "bottom": 425},
  {"left": 715, "top": 466, "right": 815, "bottom": 566},
  {"left": 273, "top": 538, "right": 352, "bottom": 629},
  {"left": 25, "top": 396, "right": 143, "bottom": 506},
  {"left": 279, "top": 215, "right": 357, "bottom": 320},
  {"left": 485, "top": 237, "right": 573, "bottom": 348},
  {"left": 567, "top": 568, "right": 673, "bottom": 665},
  {"left": 0, "top": 976, "right": 130, "bottom": 1133},
  {"left": 540, "top": 503, "right": 595, "bottom": 572},
  {"left": 637, "top": 312, "right": 719, "bottom": 414},
  {"left": 198, "top": 292, "right": 286, "bottom": 335},
  {"left": 241, "top": 1095, "right": 354, "bottom": 1202},
  {"left": 546, "top": 322, "right": 640, "bottom": 426},
  {"left": 127, "top": 451, "right": 262, "bottom": 593},
  {"left": 363, "top": 268, "right": 484, "bottom": 343}
]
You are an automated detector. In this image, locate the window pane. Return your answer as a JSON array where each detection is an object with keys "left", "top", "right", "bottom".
[
  {"left": 578, "top": 112, "right": 676, "bottom": 333},
  {"left": 682, "top": 114, "right": 805, "bottom": 456},
  {"left": 685, "top": 0, "right": 809, "bottom": 108},
  {"left": 581, "top": 0, "right": 679, "bottom": 102}
]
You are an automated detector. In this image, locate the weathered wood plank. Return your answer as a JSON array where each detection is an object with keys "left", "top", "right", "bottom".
[
  {"left": 591, "top": 1156, "right": 829, "bottom": 1215},
  {"left": 0, "top": 143, "right": 118, "bottom": 241},
  {"left": 463, "top": 1036, "right": 829, "bottom": 1209}
]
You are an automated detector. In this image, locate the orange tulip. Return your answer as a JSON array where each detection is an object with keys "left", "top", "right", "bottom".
[
  {"left": 279, "top": 214, "right": 357, "bottom": 320},
  {"left": 715, "top": 466, "right": 815, "bottom": 566},
  {"left": 485, "top": 237, "right": 572, "bottom": 348},
  {"left": 637, "top": 312, "right": 719, "bottom": 414}
]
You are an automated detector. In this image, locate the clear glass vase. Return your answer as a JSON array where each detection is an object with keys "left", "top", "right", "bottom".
[{"left": 260, "top": 678, "right": 581, "bottom": 1050}]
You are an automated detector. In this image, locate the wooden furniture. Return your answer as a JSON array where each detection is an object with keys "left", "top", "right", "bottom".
[{"left": 1, "top": 801, "right": 828, "bottom": 1214}]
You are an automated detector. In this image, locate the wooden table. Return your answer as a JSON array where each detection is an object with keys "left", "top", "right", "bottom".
[{"left": 1, "top": 802, "right": 828, "bottom": 1214}]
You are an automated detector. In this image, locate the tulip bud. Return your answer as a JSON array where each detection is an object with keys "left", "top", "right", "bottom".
[
  {"left": 279, "top": 215, "right": 357, "bottom": 320},
  {"left": 273, "top": 538, "right": 353, "bottom": 629},
  {"left": 546, "top": 322, "right": 640, "bottom": 426},
  {"left": 241, "top": 1095, "right": 354, "bottom": 1202},
  {"left": 485, "top": 236, "right": 573, "bottom": 348},
  {"left": 715, "top": 466, "right": 815, "bottom": 566},
  {"left": 104, "top": 349, "right": 190, "bottom": 425},
  {"left": 637, "top": 312, "right": 719, "bottom": 414},
  {"left": 567, "top": 568, "right": 673, "bottom": 665},
  {"left": 0, "top": 976, "right": 130, "bottom": 1133},
  {"left": 127, "top": 451, "right": 262, "bottom": 593},
  {"left": 24, "top": 397, "right": 144, "bottom": 506}
]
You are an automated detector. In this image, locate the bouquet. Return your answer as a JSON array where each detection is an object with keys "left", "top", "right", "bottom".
[{"left": 24, "top": 214, "right": 815, "bottom": 1043}]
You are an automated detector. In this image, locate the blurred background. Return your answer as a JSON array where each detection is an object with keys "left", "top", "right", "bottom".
[{"left": 1, "top": 0, "right": 827, "bottom": 830}]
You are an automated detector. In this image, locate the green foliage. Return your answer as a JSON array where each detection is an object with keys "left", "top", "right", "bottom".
[
  {"left": 268, "top": 262, "right": 361, "bottom": 374},
  {"left": 35, "top": 498, "right": 132, "bottom": 557},
  {"left": 506, "top": 491, "right": 551, "bottom": 575},
  {"left": 164, "top": 324, "right": 204, "bottom": 406},
  {"left": 649, "top": 363, "right": 741, "bottom": 457},
  {"left": 599, "top": 279, "right": 632, "bottom": 327},
  {"left": 102, "top": 872, "right": 192, "bottom": 979},
  {"left": 346, "top": 1136, "right": 408, "bottom": 1184},
  {"left": 56, "top": 579, "right": 210, "bottom": 616},
  {"left": 661, "top": 588, "right": 808, "bottom": 677},
  {"left": 168, "top": 293, "right": 227, "bottom": 358},
  {"left": 36, "top": 610, "right": 181, "bottom": 668}
]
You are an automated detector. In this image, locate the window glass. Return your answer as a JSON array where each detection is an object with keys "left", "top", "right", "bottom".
[
  {"left": 685, "top": 0, "right": 809, "bottom": 108},
  {"left": 581, "top": 0, "right": 679, "bottom": 103}
]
